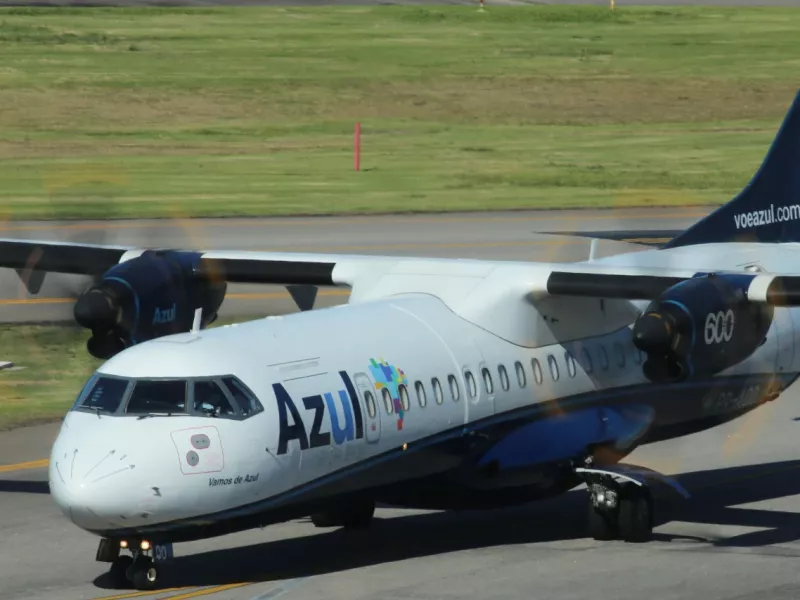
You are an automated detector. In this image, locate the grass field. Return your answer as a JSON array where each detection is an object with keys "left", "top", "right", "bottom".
[
  {"left": 0, "top": 319, "right": 258, "bottom": 430},
  {"left": 0, "top": 324, "right": 98, "bottom": 430},
  {"left": 0, "top": 5, "right": 798, "bottom": 221}
]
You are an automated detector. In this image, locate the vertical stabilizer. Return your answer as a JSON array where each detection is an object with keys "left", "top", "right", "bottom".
[{"left": 666, "top": 89, "right": 800, "bottom": 248}]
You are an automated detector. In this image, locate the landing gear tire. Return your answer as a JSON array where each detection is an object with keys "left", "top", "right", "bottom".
[
  {"left": 108, "top": 555, "right": 133, "bottom": 589},
  {"left": 618, "top": 488, "right": 653, "bottom": 543},
  {"left": 130, "top": 559, "right": 159, "bottom": 591},
  {"left": 587, "top": 502, "right": 617, "bottom": 541},
  {"left": 587, "top": 484, "right": 653, "bottom": 543}
]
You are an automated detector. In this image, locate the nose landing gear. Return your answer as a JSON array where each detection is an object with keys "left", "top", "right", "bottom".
[{"left": 96, "top": 537, "right": 170, "bottom": 590}]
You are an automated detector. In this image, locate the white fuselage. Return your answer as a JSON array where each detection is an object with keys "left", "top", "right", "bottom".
[{"left": 48, "top": 242, "right": 800, "bottom": 541}]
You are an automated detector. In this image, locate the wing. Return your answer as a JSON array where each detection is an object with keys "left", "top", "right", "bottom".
[
  {"left": 0, "top": 238, "right": 388, "bottom": 291},
  {"left": 4, "top": 237, "right": 800, "bottom": 306},
  {"left": 542, "top": 265, "right": 800, "bottom": 306},
  {"left": 543, "top": 230, "right": 683, "bottom": 248}
]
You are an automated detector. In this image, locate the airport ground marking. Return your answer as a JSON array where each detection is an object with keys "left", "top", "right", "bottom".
[
  {"left": 158, "top": 582, "right": 253, "bottom": 600},
  {"left": 0, "top": 458, "right": 49, "bottom": 473},
  {"left": 92, "top": 586, "right": 186, "bottom": 600}
]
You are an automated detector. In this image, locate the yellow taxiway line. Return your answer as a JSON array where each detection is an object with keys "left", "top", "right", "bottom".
[
  {"left": 91, "top": 582, "right": 252, "bottom": 600},
  {"left": 92, "top": 588, "right": 186, "bottom": 600},
  {"left": 0, "top": 458, "right": 49, "bottom": 473}
]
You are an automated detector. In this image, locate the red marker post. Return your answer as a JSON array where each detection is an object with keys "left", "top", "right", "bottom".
[{"left": 354, "top": 122, "right": 361, "bottom": 171}]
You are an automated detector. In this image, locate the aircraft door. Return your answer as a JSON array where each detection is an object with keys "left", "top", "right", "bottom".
[
  {"left": 353, "top": 372, "right": 380, "bottom": 443},
  {"left": 468, "top": 339, "right": 496, "bottom": 422}
]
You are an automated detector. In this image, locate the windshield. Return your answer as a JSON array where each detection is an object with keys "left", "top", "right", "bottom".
[
  {"left": 76, "top": 377, "right": 130, "bottom": 414},
  {"left": 126, "top": 380, "right": 188, "bottom": 415},
  {"left": 193, "top": 379, "right": 236, "bottom": 417},
  {"left": 70, "top": 373, "right": 263, "bottom": 419}
]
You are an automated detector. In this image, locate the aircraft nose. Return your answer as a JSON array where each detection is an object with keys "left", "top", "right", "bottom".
[{"left": 49, "top": 436, "right": 153, "bottom": 532}]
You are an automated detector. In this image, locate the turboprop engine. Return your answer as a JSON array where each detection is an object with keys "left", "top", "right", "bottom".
[
  {"left": 631, "top": 274, "right": 774, "bottom": 383},
  {"left": 73, "top": 250, "right": 227, "bottom": 359}
]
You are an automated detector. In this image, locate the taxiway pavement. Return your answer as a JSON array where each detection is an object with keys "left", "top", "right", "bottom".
[{"left": 3, "top": 208, "right": 800, "bottom": 600}]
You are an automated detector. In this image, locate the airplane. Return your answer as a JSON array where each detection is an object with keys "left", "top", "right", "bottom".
[{"left": 2, "top": 89, "right": 800, "bottom": 592}]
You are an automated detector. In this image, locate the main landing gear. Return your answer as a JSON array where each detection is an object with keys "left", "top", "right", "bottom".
[
  {"left": 96, "top": 537, "right": 172, "bottom": 591},
  {"left": 576, "top": 461, "right": 691, "bottom": 543}
]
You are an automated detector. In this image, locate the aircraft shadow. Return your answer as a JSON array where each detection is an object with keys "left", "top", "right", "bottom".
[
  {"left": 92, "top": 459, "right": 800, "bottom": 590},
  {"left": 0, "top": 479, "right": 50, "bottom": 494}
]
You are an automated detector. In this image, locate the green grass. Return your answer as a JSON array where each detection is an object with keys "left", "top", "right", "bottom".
[
  {"left": 0, "top": 319, "right": 254, "bottom": 430},
  {"left": 0, "top": 5, "right": 798, "bottom": 220},
  {"left": 0, "top": 324, "right": 99, "bottom": 430}
]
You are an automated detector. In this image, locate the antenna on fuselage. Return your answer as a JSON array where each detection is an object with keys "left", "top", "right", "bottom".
[{"left": 191, "top": 308, "right": 202, "bottom": 334}]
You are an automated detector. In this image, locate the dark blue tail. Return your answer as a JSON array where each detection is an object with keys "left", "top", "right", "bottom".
[{"left": 665, "top": 89, "right": 800, "bottom": 248}]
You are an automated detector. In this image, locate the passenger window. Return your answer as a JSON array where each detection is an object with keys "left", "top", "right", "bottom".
[
  {"left": 221, "top": 377, "right": 263, "bottom": 416},
  {"left": 614, "top": 342, "right": 625, "bottom": 368},
  {"left": 581, "top": 348, "right": 594, "bottom": 373},
  {"left": 399, "top": 384, "right": 410, "bottom": 412},
  {"left": 432, "top": 378, "right": 444, "bottom": 404},
  {"left": 465, "top": 370, "right": 477, "bottom": 398},
  {"left": 78, "top": 376, "right": 129, "bottom": 414},
  {"left": 548, "top": 355, "right": 560, "bottom": 381},
  {"left": 599, "top": 346, "right": 609, "bottom": 371},
  {"left": 415, "top": 381, "right": 427, "bottom": 407},
  {"left": 193, "top": 380, "right": 237, "bottom": 418},
  {"left": 498, "top": 365, "right": 510, "bottom": 391},
  {"left": 382, "top": 388, "right": 394, "bottom": 414},
  {"left": 365, "top": 390, "right": 376, "bottom": 418},
  {"left": 565, "top": 352, "right": 576, "bottom": 378},
  {"left": 482, "top": 368, "right": 494, "bottom": 394},
  {"left": 448, "top": 374, "right": 460, "bottom": 401},
  {"left": 532, "top": 358, "right": 543, "bottom": 385},
  {"left": 515, "top": 361, "right": 526, "bottom": 387},
  {"left": 126, "top": 380, "right": 187, "bottom": 415}
]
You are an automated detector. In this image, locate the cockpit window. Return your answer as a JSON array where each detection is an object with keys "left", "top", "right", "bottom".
[
  {"left": 125, "top": 380, "right": 188, "bottom": 415},
  {"left": 221, "top": 376, "right": 264, "bottom": 417},
  {"left": 78, "top": 377, "right": 129, "bottom": 414},
  {"left": 193, "top": 380, "right": 237, "bottom": 418}
]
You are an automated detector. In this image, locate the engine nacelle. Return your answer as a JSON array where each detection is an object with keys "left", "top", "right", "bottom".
[
  {"left": 73, "top": 250, "right": 227, "bottom": 359},
  {"left": 632, "top": 273, "right": 773, "bottom": 383}
]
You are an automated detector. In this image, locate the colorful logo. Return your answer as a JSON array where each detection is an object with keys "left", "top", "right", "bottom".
[{"left": 369, "top": 358, "right": 408, "bottom": 430}]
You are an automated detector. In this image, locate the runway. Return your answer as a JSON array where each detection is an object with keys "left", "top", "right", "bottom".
[{"left": 3, "top": 208, "right": 800, "bottom": 600}]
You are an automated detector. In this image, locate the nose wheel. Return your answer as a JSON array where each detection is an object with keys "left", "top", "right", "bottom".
[
  {"left": 107, "top": 553, "right": 160, "bottom": 590},
  {"left": 98, "top": 538, "right": 170, "bottom": 591},
  {"left": 128, "top": 556, "right": 160, "bottom": 591}
]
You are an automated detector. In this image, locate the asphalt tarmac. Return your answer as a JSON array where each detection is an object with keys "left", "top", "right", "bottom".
[{"left": 4, "top": 208, "right": 800, "bottom": 600}]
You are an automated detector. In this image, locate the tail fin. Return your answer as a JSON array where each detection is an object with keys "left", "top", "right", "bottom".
[{"left": 665, "top": 89, "right": 800, "bottom": 249}]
